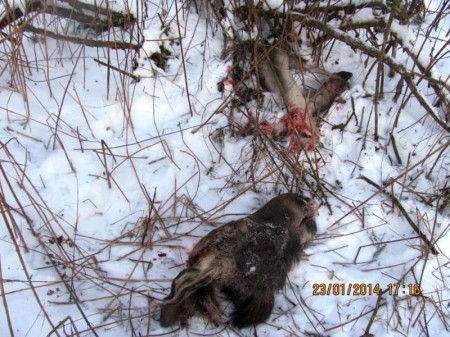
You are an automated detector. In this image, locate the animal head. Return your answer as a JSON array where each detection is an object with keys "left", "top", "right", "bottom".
[
  {"left": 249, "top": 193, "right": 317, "bottom": 245},
  {"left": 250, "top": 193, "right": 317, "bottom": 226},
  {"left": 160, "top": 193, "right": 318, "bottom": 329}
]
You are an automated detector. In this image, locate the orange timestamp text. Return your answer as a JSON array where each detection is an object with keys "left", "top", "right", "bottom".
[{"left": 312, "top": 283, "right": 422, "bottom": 296}]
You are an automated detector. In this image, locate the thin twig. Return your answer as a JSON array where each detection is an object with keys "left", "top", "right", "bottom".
[
  {"left": 359, "top": 175, "right": 439, "bottom": 255},
  {"left": 0, "top": 256, "right": 15, "bottom": 337}
]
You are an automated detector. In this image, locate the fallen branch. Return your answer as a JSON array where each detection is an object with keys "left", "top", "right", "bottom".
[
  {"left": 283, "top": 12, "right": 450, "bottom": 132},
  {"left": 362, "top": 289, "right": 387, "bottom": 337},
  {"left": 94, "top": 58, "right": 140, "bottom": 81},
  {"left": 23, "top": 25, "right": 140, "bottom": 50},
  {"left": 391, "top": 30, "right": 449, "bottom": 110},
  {"left": 0, "top": 0, "right": 135, "bottom": 31}
]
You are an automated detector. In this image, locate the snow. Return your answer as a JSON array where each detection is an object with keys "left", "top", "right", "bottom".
[
  {"left": 260, "top": 0, "right": 284, "bottom": 10},
  {"left": 0, "top": 1, "right": 449, "bottom": 337}
]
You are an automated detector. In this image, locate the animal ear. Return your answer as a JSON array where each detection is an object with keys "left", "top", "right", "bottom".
[{"left": 230, "top": 288, "right": 275, "bottom": 328}]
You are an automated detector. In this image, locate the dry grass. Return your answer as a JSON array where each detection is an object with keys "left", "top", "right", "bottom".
[{"left": 0, "top": 0, "right": 449, "bottom": 336}]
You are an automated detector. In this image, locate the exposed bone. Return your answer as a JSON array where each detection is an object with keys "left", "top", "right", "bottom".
[
  {"left": 260, "top": 48, "right": 307, "bottom": 111},
  {"left": 258, "top": 48, "right": 320, "bottom": 149},
  {"left": 224, "top": 44, "right": 351, "bottom": 151}
]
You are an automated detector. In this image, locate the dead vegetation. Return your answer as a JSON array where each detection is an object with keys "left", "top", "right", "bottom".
[{"left": 0, "top": 0, "right": 449, "bottom": 336}]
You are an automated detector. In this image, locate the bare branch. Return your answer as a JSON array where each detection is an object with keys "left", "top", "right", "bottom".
[
  {"left": 0, "top": 0, "right": 135, "bottom": 31},
  {"left": 287, "top": 12, "right": 450, "bottom": 132}
]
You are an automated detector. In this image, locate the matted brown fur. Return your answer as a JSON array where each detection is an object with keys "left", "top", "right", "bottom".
[{"left": 160, "top": 193, "right": 317, "bottom": 328}]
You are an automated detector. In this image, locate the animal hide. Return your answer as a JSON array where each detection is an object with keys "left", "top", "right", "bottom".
[
  {"left": 160, "top": 193, "right": 317, "bottom": 328},
  {"left": 228, "top": 47, "right": 352, "bottom": 152}
]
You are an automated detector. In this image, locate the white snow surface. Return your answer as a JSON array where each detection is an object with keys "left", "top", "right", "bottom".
[{"left": 0, "top": 1, "right": 449, "bottom": 337}]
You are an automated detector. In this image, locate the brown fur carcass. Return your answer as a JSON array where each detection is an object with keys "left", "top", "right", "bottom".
[{"left": 160, "top": 193, "right": 318, "bottom": 328}]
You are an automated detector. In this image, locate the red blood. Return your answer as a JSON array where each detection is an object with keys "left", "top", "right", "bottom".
[
  {"left": 246, "top": 109, "right": 256, "bottom": 121},
  {"left": 299, "top": 122, "right": 312, "bottom": 138},
  {"left": 240, "top": 104, "right": 319, "bottom": 152},
  {"left": 158, "top": 252, "right": 167, "bottom": 257},
  {"left": 223, "top": 79, "right": 235, "bottom": 90},
  {"left": 283, "top": 108, "right": 303, "bottom": 136},
  {"left": 303, "top": 138, "right": 315, "bottom": 151},
  {"left": 188, "top": 249, "right": 207, "bottom": 265},
  {"left": 259, "top": 120, "right": 275, "bottom": 136},
  {"left": 289, "top": 136, "right": 301, "bottom": 153},
  {"left": 289, "top": 105, "right": 304, "bottom": 115},
  {"left": 289, "top": 134, "right": 314, "bottom": 153}
]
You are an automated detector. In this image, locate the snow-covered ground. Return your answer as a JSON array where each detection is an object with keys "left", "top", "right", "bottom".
[{"left": 0, "top": 0, "right": 449, "bottom": 336}]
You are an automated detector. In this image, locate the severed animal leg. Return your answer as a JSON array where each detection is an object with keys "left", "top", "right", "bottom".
[{"left": 308, "top": 71, "right": 353, "bottom": 117}]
